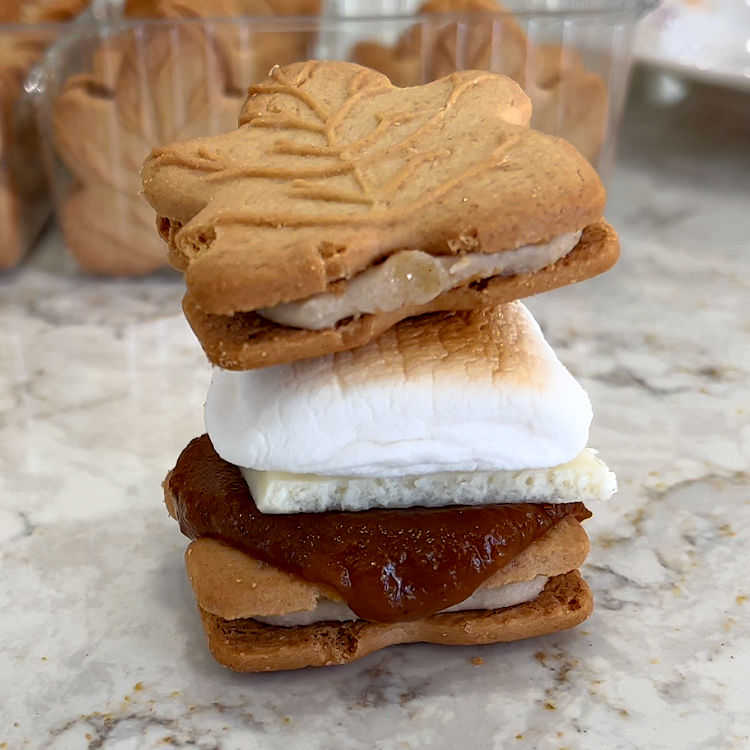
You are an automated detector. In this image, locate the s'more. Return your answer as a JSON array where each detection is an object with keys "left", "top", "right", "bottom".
[
  {"left": 164, "top": 304, "right": 615, "bottom": 671},
  {"left": 144, "top": 60, "right": 620, "bottom": 672}
]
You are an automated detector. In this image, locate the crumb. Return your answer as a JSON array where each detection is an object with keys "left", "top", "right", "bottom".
[
  {"left": 471, "top": 657, "right": 484, "bottom": 666},
  {"left": 544, "top": 702, "right": 556, "bottom": 711},
  {"left": 134, "top": 682, "right": 144, "bottom": 692},
  {"left": 736, "top": 595, "right": 747, "bottom": 605}
]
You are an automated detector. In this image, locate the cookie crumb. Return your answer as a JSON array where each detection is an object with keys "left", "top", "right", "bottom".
[{"left": 471, "top": 657, "right": 484, "bottom": 666}]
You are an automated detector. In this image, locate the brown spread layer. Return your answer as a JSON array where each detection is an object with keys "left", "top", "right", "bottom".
[{"left": 167, "top": 435, "right": 591, "bottom": 623}]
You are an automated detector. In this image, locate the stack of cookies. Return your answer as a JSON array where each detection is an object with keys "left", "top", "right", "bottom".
[{"left": 142, "top": 60, "right": 619, "bottom": 672}]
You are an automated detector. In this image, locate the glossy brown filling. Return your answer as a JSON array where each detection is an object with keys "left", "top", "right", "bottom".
[{"left": 168, "top": 435, "right": 591, "bottom": 623}]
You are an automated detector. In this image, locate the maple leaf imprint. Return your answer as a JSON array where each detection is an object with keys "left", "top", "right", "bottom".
[
  {"left": 144, "top": 60, "right": 607, "bottom": 314},
  {"left": 154, "top": 61, "right": 530, "bottom": 234}
]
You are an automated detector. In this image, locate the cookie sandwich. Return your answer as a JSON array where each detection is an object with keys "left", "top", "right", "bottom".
[
  {"left": 164, "top": 304, "right": 616, "bottom": 671},
  {"left": 144, "top": 60, "right": 620, "bottom": 672},
  {"left": 142, "top": 60, "right": 619, "bottom": 370}
]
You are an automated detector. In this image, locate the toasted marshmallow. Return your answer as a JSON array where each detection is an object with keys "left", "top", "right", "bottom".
[{"left": 205, "top": 302, "right": 592, "bottom": 477}]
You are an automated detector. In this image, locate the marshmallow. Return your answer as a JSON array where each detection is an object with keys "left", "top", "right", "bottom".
[{"left": 205, "top": 302, "right": 592, "bottom": 477}]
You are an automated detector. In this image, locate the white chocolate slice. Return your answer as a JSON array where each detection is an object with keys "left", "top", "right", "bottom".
[{"left": 241, "top": 448, "right": 616, "bottom": 514}]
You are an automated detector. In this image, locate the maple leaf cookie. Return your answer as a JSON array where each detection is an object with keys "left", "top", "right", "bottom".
[{"left": 142, "top": 60, "right": 618, "bottom": 369}]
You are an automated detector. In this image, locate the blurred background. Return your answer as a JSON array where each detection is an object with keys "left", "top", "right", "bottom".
[{"left": 0, "top": 0, "right": 747, "bottom": 278}]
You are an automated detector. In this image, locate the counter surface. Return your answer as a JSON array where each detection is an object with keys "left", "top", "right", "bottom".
[{"left": 2, "top": 79, "right": 749, "bottom": 749}]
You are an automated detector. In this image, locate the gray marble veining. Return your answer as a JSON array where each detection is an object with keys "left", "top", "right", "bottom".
[{"left": 1, "top": 77, "right": 749, "bottom": 749}]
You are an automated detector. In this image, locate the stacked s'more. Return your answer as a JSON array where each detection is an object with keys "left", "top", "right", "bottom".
[{"left": 142, "top": 60, "right": 619, "bottom": 672}]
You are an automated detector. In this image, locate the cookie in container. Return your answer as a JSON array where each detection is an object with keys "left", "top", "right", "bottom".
[
  {"left": 0, "top": 0, "right": 88, "bottom": 270},
  {"left": 32, "top": 0, "right": 321, "bottom": 275},
  {"left": 33, "top": 0, "right": 652, "bottom": 275}
]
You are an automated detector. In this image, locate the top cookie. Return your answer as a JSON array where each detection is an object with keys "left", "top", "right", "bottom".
[{"left": 142, "top": 61, "right": 608, "bottom": 322}]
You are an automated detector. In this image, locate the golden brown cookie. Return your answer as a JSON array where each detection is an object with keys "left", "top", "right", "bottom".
[
  {"left": 163, "top": 419, "right": 596, "bottom": 671},
  {"left": 197, "top": 571, "right": 592, "bottom": 672},
  {"left": 142, "top": 61, "right": 612, "bottom": 353},
  {"left": 0, "top": 183, "right": 23, "bottom": 270},
  {"left": 125, "top": 0, "right": 319, "bottom": 18},
  {"left": 181, "top": 219, "right": 618, "bottom": 370}
]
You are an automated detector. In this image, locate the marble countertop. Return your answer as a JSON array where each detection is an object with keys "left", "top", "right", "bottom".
[{"left": 2, "top": 75, "right": 749, "bottom": 750}]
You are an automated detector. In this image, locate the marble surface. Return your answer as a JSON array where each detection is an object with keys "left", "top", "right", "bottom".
[{"left": 2, "top": 77, "right": 750, "bottom": 749}]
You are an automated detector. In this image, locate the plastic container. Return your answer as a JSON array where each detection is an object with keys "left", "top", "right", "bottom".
[
  {"left": 31, "top": 0, "right": 655, "bottom": 275},
  {"left": 0, "top": 21, "right": 64, "bottom": 270}
]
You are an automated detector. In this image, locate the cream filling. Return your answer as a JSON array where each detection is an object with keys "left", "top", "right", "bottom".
[
  {"left": 240, "top": 448, "right": 616, "bottom": 514},
  {"left": 254, "top": 576, "right": 548, "bottom": 627},
  {"left": 258, "top": 231, "right": 582, "bottom": 330}
]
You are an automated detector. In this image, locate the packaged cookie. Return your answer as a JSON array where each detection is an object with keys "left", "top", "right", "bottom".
[
  {"left": 39, "top": 0, "right": 320, "bottom": 275},
  {"left": 349, "top": 0, "right": 654, "bottom": 174},
  {"left": 0, "top": 0, "right": 88, "bottom": 270}
]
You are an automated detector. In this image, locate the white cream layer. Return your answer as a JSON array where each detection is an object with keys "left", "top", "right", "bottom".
[
  {"left": 258, "top": 231, "right": 582, "bottom": 330},
  {"left": 241, "top": 448, "right": 616, "bottom": 514},
  {"left": 254, "top": 576, "right": 548, "bottom": 627}
]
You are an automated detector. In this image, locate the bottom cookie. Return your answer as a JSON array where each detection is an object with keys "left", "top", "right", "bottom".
[{"left": 197, "top": 570, "right": 592, "bottom": 672}]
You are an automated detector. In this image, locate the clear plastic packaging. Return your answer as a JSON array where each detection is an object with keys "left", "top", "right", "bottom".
[
  {"left": 31, "top": 0, "right": 654, "bottom": 275},
  {"left": 0, "top": 21, "right": 62, "bottom": 270}
]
